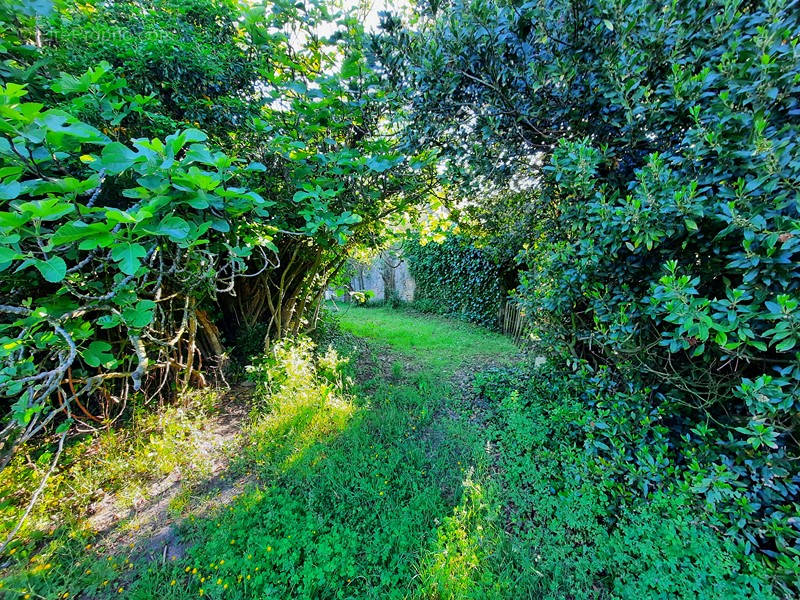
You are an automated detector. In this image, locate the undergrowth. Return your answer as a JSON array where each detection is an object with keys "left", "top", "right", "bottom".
[
  {"left": 0, "top": 390, "right": 221, "bottom": 598},
  {"left": 0, "top": 309, "right": 786, "bottom": 599},
  {"left": 471, "top": 361, "right": 783, "bottom": 598}
]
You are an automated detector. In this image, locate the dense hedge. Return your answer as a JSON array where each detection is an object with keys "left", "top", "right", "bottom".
[
  {"left": 403, "top": 233, "right": 504, "bottom": 328},
  {"left": 376, "top": 0, "right": 800, "bottom": 591},
  {"left": 517, "top": 7, "right": 800, "bottom": 584}
]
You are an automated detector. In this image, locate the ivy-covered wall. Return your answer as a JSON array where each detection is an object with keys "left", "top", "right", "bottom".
[{"left": 403, "top": 234, "right": 504, "bottom": 328}]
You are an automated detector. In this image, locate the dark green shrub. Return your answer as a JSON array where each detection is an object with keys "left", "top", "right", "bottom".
[
  {"left": 45, "top": 0, "right": 259, "bottom": 140},
  {"left": 513, "top": 6, "right": 800, "bottom": 578},
  {"left": 383, "top": 291, "right": 404, "bottom": 309},
  {"left": 377, "top": 0, "right": 800, "bottom": 585}
]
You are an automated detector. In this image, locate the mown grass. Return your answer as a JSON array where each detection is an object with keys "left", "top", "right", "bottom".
[{"left": 332, "top": 303, "right": 517, "bottom": 374}]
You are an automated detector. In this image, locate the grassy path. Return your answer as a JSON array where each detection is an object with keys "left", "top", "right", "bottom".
[
  {"left": 163, "top": 306, "right": 518, "bottom": 600},
  {"left": 1, "top": 307, "right": 517, "bottom": 599},
  {"left": 333, "top": 304, "right": 516, "bottom": 375},
  {"left": 4, "top": 307, "right": 768, "bottom": 599}
]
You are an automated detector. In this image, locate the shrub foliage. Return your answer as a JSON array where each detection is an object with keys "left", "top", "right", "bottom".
[
  {"left": 0, "top": 0, "right": 437, "bottom": 544},
  {"left": 375, "top": 0, "right": 800, "bottom": 589}
]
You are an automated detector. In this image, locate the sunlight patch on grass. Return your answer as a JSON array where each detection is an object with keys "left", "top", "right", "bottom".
[
  {"left": 0, "top": 389, "right": 232, "bottom": 599},
  {"left": 413, "top": 473, "right": 510, "bottom": 599},
  {"left": 246, "top": 386, "right": 357, "bottom": 472},
  {"left": 334, "top": 305, "right": 517, "bottom": 373},
  {"left": 242, "top": 338, "right": 357, "bottom": 474},
  {"left": 0, "top": 389, "right": 221, "bottom": 544}
]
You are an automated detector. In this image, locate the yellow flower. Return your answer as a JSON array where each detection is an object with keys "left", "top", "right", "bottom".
[
  {"left": 219, "top": 560, "right": 225, "bottom": 565},
  {"left": 246, "top": 575, "right": 251, "bottom": 580},
  {"left": 201, "top": 577, "right": 206, "bottom": 583},
  {"left": 186, "top": 566, "right": 191, "bottom": 572},
  {"left": 85, "top": 569, "right": 92, "bottom": 574},
  {"left": 224, "top": 584, "right": 229, "bottom": 590},
  {"left": 9, "top": 548, "right": 16, "bottom": 555},
  {"left": 199, "top": 589, "right": 204, "bottom": 596},
  {"left": 192, "top": 568, "right": 198, "bottom": 574},
  {"left": 266, "top": 546, "right": 272, "bottom": 552},
  {"left": 171, "top": 580, "right": 176, "bottom": 586},
  {"left": 118, "top": 588, "right": 124, "bottom": 594},
  {"left": 102, "top": 581, "right": 108, "bottom": 587},
  {"left": 216, "top": 578, "right": 222, "bottom": 585},
  {"left": 230, "top": 539, "right": 236, "bottom": 545}
]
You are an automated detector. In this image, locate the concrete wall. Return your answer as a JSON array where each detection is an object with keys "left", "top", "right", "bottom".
[{"left": 350, "top": 250, "right": 415, "bottom": 302}]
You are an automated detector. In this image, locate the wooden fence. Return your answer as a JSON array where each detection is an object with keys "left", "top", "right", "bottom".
[{"left": 499, "top": 300, "right": 530, "bottom": 344}]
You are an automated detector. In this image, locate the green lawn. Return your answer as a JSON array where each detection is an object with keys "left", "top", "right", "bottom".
[{"left": 332, "top": 304, "right": 517, "bottom": 374}]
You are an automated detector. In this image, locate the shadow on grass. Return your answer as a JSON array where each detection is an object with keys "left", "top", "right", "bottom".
[{"left": 145, "top": 372, "right": 480, "bottom": 600}]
